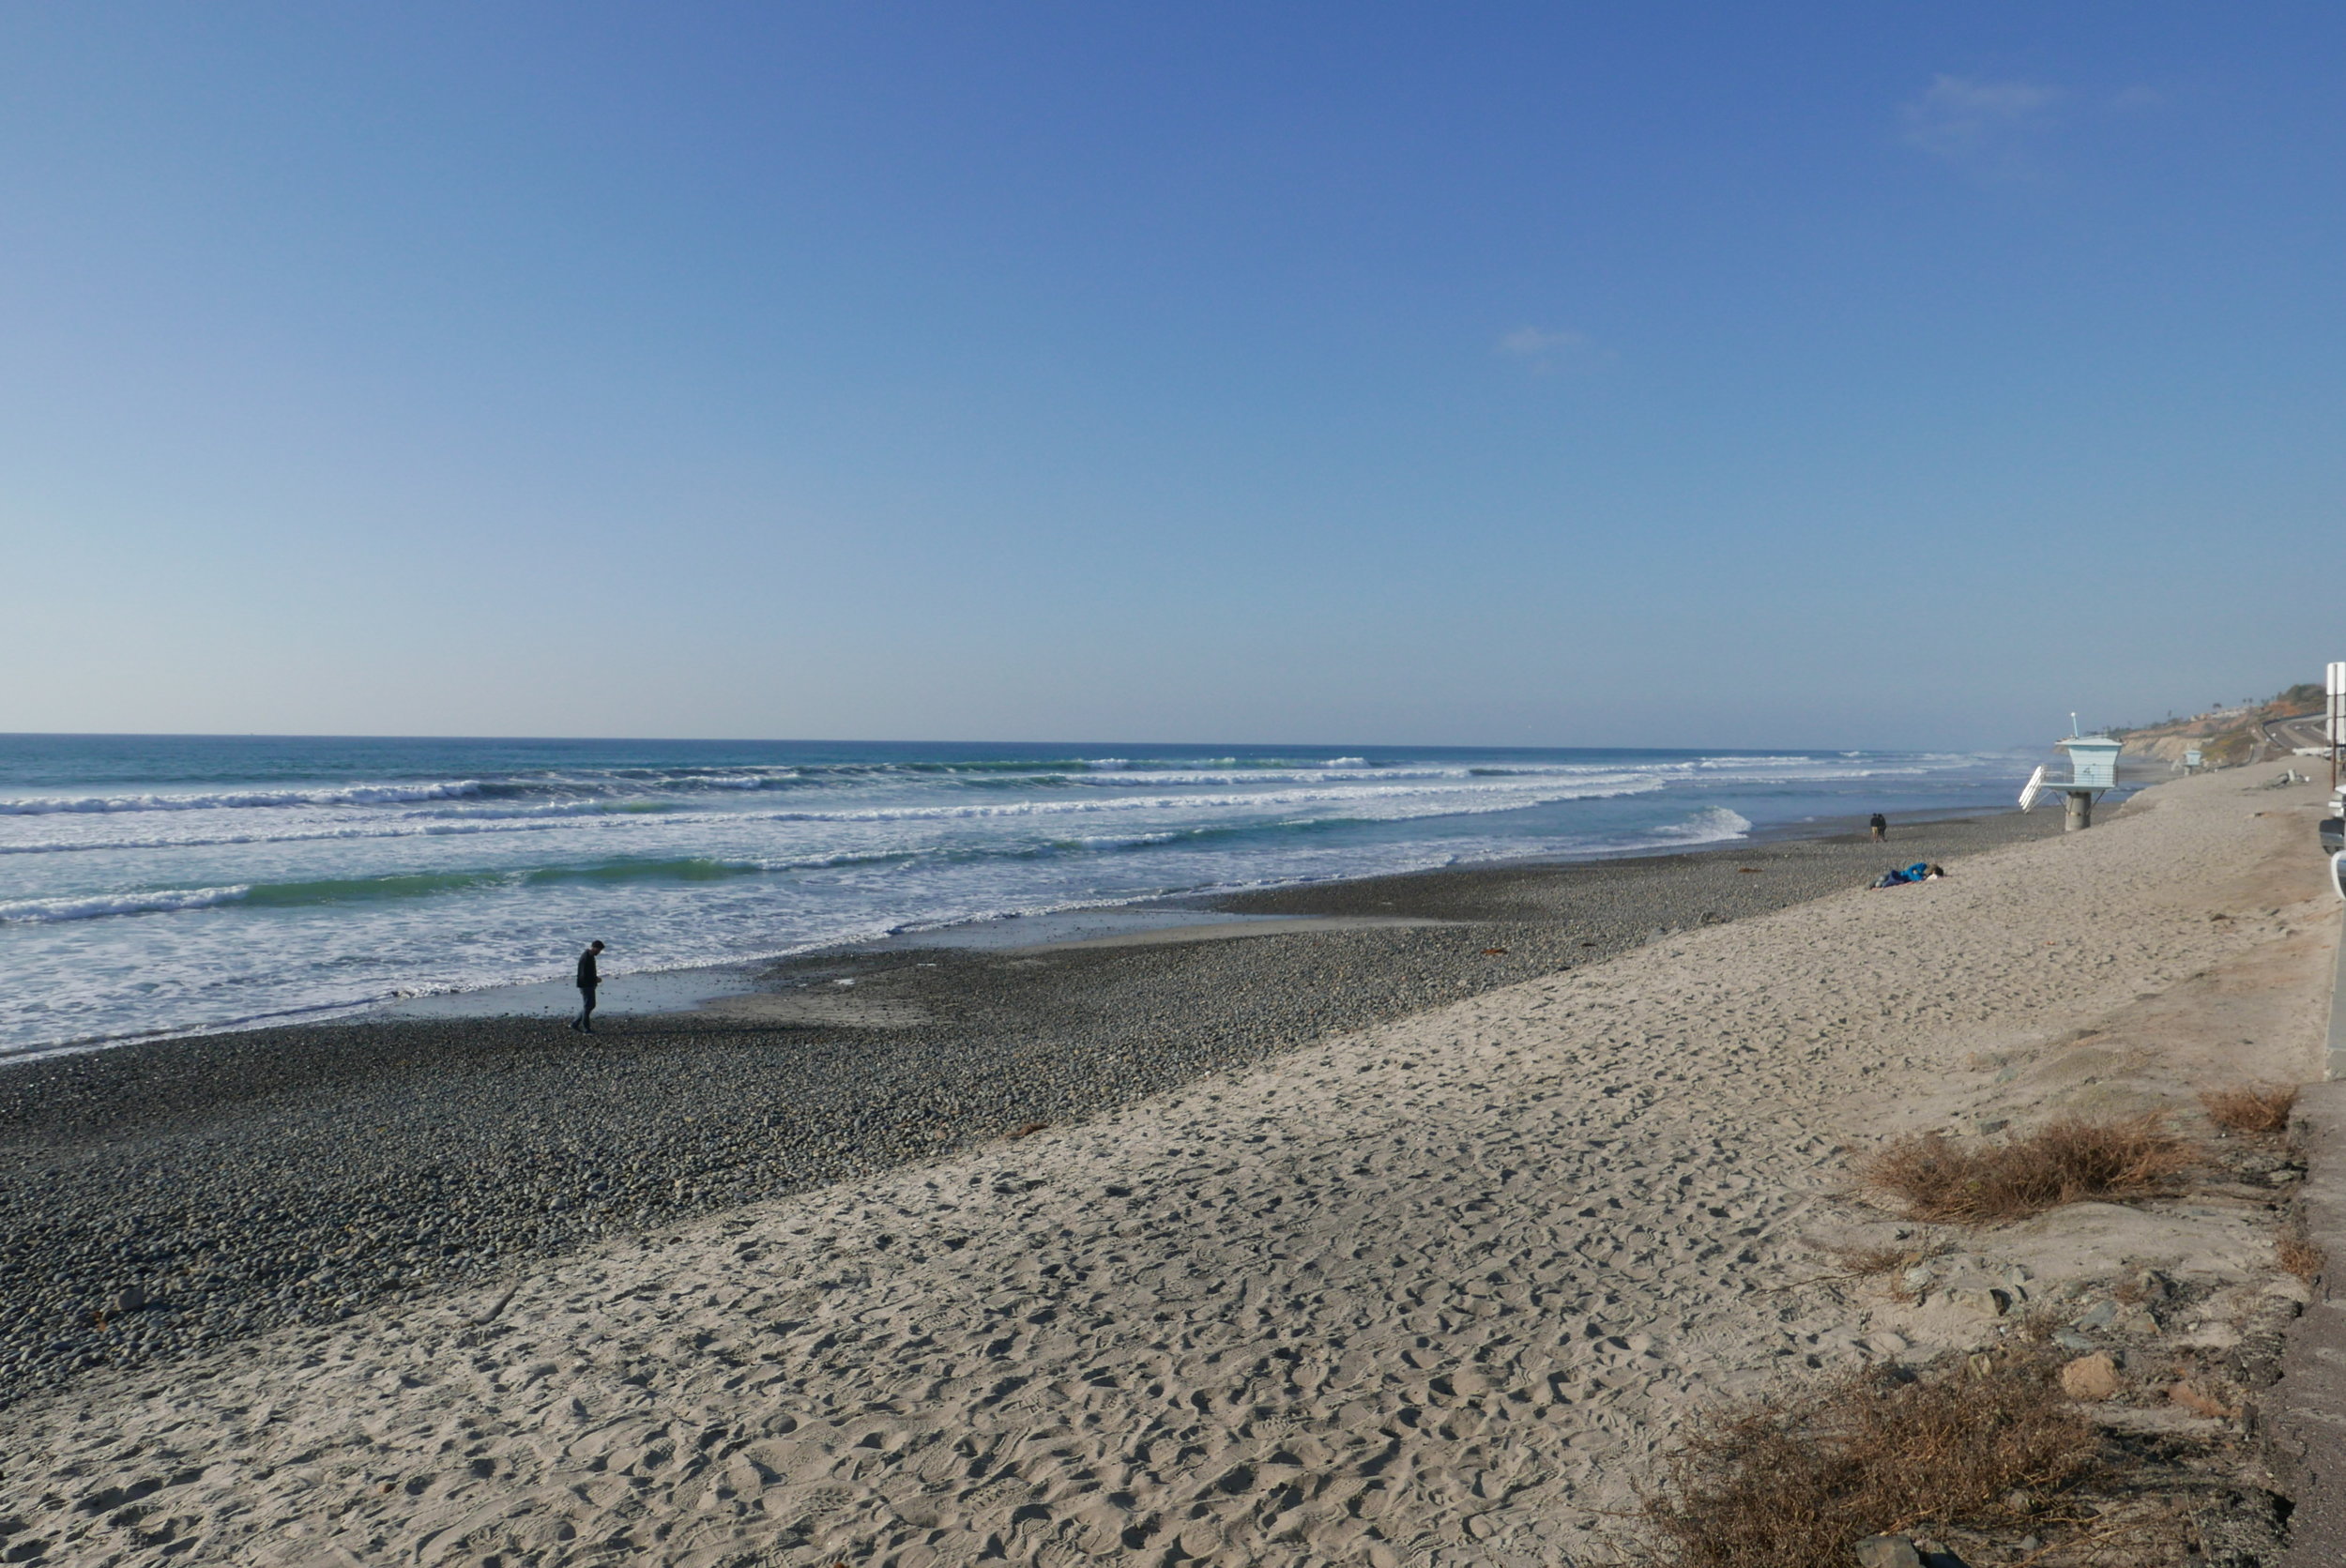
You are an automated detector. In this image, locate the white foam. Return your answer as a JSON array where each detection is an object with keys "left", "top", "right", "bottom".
[
  {"left": 1064, "top": 831, "right": 1183, "bottom": 850},
  {"left": 1648, "top": 807, "right": 1755, "bottom": 845},
  {"left": 735, "top": 774, "right": 1665, "bottom": 828},
  {"left": 402, "top": 800, "right": 660, "bottom": 820}
]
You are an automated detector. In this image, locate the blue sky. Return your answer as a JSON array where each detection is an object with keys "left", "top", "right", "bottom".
[{"left": 5, "top": 3, "right": 2339, "bottom": 747}]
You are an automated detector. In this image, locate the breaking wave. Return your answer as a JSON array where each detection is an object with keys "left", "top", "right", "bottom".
[
  {"left": 1648, "top": 807, "right": 1755, "bottom": 845},
  {"left": 0, "top": 886, "right": 254, "bottom": 922},
  {"left": 0, "top": 781, "right": 488, "bottom": 814}
]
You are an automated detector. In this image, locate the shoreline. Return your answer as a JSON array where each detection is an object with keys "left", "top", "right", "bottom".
[
  {"left": 0, "top": 799, "right": 2074, "bottom": 1063},
  {"left": 0, "top": 805, "right": 2067, "bottom": 1407},
  {"left": 336, "top": 801, "right": 2084, "bottom": 1028}
]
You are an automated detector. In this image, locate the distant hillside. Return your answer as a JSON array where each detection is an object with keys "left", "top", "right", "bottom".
[{"left": 2111, "top": 683, "right": 2323, "bottom": 767}]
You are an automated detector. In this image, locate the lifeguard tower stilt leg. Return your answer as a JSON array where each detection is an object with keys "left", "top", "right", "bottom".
[{"left": 2063, "top": 790, "right": 2093, "bottom": 832}]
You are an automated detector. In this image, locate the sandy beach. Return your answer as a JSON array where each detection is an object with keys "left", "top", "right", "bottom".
[
  {"left": 0, "top": 771, "right": 2330, "bottom": 1565},
  {"left": 0, "top": 810, "right": 2068, "bottom": 1409}
]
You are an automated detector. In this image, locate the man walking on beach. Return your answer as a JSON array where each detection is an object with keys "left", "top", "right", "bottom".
[
  {"left": 1869, "top": 813, "right": 1888, "bottom": 842},
  {"left": 571, "top": 940, "right": 605, "bottom": 1033}
]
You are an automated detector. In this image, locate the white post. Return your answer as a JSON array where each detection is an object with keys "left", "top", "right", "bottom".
[
  {"left": 2331, "top": 853, "right": 2346, "bottom": 1079},
  {"left": 2327, "top": 662, "right": 2346, "bottom": 793}
]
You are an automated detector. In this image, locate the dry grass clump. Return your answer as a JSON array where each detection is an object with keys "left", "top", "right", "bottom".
[
  {"left": 1641, "top": 1357, "right": 2103, "bottom": 1568},
  {"left": 1859, "top": 1115, "right": 2197, "bottom": 1224},
  {"left": 2197, "top": 1082, "right": 2297, "bottom": 1135},
  {"left": 2278, "top": 1214, "right": 2325, "bottom": 1284},
  {"left": 1820, "top": 1241, "right": 1912, "bottom": 1278}
]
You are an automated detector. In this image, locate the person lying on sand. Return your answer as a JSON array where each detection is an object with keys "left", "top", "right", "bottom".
[{"left": 1869, "top": 862, "right": 1946, "bottom": 889}]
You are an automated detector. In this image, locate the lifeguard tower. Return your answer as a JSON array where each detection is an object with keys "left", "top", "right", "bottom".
[{"left": 2020, "top": 724, "right": 2122, "bottom": 831}]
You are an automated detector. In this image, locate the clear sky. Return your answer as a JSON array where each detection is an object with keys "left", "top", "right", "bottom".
[{"left": 5, "top": 4, "right": 2339, "bottom": 749}]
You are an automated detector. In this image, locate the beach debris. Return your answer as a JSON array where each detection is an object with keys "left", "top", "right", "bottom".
[
  {"left": 1010, "top": 1121, "right": 1049, "bottom": 1139},
  {"left": 1480, "top": 947, "right": 1508, "bottom": 956},
  {"left": 2058, "top": 1353, "right": 2121, "bottom": 1401},
  {"left": 2167, "top": 1378, "right": 2236, "bottom": 1420},
  {"left": 2158, "top": 1379, "right": 2233, "bottom": 1417},
  {"left": 1851, "top": 1537, "right": 1923, "bottom": 1568},
  {"left": 470, "top": 1282, "right": 522, "bottom": 1327},
  {"left": 1936, "top": 1275, "right": 2017, "bottom": 1317},
  {"left": 1735, "top": 866, "right": 1762, "bottom": 873}
]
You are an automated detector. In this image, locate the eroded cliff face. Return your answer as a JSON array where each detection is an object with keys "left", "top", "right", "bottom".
[{"left": 2125, "top": 724, "right": 2255, "bottom": 766}]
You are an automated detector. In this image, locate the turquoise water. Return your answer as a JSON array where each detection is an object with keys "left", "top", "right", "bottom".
[{"left": 0, "top": 734, "right": 2030, "bottom": 1055}]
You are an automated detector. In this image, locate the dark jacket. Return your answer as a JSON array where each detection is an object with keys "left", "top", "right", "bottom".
[{"left": 576, "top": 949, "right": 601, "bottom": 988}]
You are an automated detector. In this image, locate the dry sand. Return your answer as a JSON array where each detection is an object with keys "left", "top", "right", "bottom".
[{"left": 2, "top": 765, "right": 2332, "bottom": 1566}]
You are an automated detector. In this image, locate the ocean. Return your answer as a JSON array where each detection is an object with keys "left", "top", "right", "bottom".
[{"left": 0, "top": 734, "right": 2034, "bottom": 1057}]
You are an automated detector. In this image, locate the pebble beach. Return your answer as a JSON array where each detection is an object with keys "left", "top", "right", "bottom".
[{"left": 0, "top": 779, "right": 2325, "bottom": 1565}]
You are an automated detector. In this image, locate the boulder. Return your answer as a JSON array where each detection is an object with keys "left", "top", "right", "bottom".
[
  {"left": 1853, "top": 1536, "right": 1924, "bottom": 1568},
  {"left": 2060, "top": 1352, "right": 2123, "bottom": 1400}
]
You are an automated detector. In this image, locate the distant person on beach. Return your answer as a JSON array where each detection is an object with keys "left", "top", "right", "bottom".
[
  {"left": 1869, "top": 813, "right": 1887, "bottom": 842},
  {"left": 571, "top": 940, "right": 605, "bottom": 1033}
]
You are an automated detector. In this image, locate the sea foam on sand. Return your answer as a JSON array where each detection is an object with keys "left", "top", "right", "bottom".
[{"left": 1, "top": 764, "right": 2330, "bottom": 1566}]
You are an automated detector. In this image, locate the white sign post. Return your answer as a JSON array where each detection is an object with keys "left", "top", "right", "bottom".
[{"left": 2328, "top": 662, "right": 2346, "bottom": 792}]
